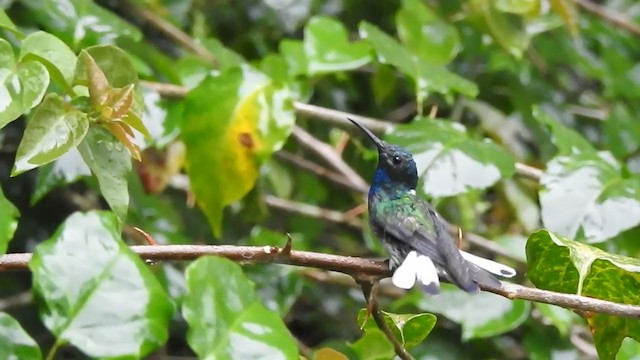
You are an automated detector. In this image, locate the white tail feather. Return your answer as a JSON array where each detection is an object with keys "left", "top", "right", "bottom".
[
  {"left": 392, "top": 251, "right": 418, "bottom": 289},
  {"left": 415, "top": 254, "right": 440, "bottom": 295},
  {"left": 460, "top": 251, "right": 516, "bottom": 278}
]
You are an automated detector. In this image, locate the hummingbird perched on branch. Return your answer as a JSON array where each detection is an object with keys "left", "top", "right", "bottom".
[{"left": 348, "top": 118, "right": 516, "bottom": 294}]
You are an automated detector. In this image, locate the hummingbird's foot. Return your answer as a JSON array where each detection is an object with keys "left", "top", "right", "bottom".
[{"left": 384, "top": 259, "right": 393, "bottom": 271}]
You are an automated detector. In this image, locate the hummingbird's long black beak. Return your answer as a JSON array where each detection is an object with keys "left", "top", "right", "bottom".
[{"left": 347, "top": 118, "right": 385, "bottom": 150}]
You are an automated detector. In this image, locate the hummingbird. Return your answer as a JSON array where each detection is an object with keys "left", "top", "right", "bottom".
[{"left": 348, "top": 118, "right": 516, "bottom": 294}]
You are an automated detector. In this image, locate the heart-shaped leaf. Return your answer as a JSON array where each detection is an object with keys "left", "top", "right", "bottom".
[
  {"left": 182, "top": 256, "right": 298, "bottom": 359},
  {"left": 396, "top": 0, "right": 460, "bottom": 65},
  {"left": 0, "top": 186, "right": 19, "bottom": 255},
  {"left": 0, "top": 312, "right": 42, "bottom": 359},
  {"left": 29, "top": 211, "right": 173, "bottom": 358},
  {"left": 526, "top": 230, "right": 640, "bottom": 360},
  {"left": 399, "top": 283, "right": 530, "bottom": 340},
  {"left": 12, "top": 94, "right": 89, "bottom": 176},
  {"left": 0, "top": 39, "right": 49, "bottom": 129},
  {"left": 386, "top": 118, "right": 515, "bottom": 197},
  {"left": 78, "top": 126, "right": 132, "bottom": 220},
  {"left": 304, "top": 16, "right": 372, "bottom": 75},
  {"left": 181, "top": 65, "right": 295, "bottom": 236},
  {"left": 357, "top": 309, "right": 436, "bottom": 349}
]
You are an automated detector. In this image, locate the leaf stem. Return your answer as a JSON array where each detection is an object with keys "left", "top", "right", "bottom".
[{"left": 45, "top": 340, "right": 61, "bottom": 360}]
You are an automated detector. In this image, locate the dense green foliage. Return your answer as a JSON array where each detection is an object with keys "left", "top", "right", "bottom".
[{"left": 1, "top": 0, "right": 640, "bottom": 359}]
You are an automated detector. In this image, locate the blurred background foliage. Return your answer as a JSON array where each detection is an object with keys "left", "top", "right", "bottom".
[{"left": 1, "top": 0, "right": 640, "bottom": 359}]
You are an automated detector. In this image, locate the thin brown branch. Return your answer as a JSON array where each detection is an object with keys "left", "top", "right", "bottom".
[
  {"left": 577, "top": 0, "right": 640, "bottom": 36},
  {"left": 291, "top": 126, "right": 369, "bottom": 190},
  {"left": 275, "top": 151, "right": 368, "bottom": 193},
  {"left": 360, "top": 281, "right": 414, "bottom": 360},
  {"left": 128, "top": 4, "right": 217, "bottom": 65},
  {"left": 1, "top": 246, "right": 639, "bottom": 318},
  {"left": 263, "top": 195, "right": 363, "bottom": 229},
  {"left": 141, "top": 80, "right": 544, "bottom": 181}
]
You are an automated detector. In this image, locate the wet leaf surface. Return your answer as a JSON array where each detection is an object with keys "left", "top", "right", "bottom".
[
  {"left": 182, "top": 256, "right": 298, "bottom": 359},
  {"left": 29, "top": 211, "right": 173, "bottom": 358},
  {"left": 527, "top": 230, "right": 640, "bottom": 359}
]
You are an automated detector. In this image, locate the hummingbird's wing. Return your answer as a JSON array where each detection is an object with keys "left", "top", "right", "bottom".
[{"left": 371, "top": 195, "right": 499, "bottom": 293}]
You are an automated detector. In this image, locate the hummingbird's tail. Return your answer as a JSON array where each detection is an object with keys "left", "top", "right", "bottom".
[{"left": 463, "top": 250, "right": 517, "bottom": 291}]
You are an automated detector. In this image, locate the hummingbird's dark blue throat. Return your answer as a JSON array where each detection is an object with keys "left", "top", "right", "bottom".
[{"left": 348, "top": 117, "right": 516, "bottom": 295}]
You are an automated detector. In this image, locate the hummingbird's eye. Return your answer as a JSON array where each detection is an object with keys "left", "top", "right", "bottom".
[{"left": 392, "top": 156, "right": 402, "bottom": 165}]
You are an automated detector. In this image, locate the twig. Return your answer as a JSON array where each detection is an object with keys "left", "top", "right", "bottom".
[
  {"left": 127, "top": 3, "right": 217, "bottom": 64},
  {"left": 263, "top": 195, "right": 363, "bottom": 229},
  {"left": 140, "top": 80, "right": 544, "bottom": 181},
  {"left": 2, "top": 246, "right": 639, "bottom": 318},
  {"left": 577, "top": 0, "right": 640, "bottom": 36},
  {"left": 291, "top": 126, "right": 369, "bottom": 190},
  {"left": 360, "top": 281, "right": 415, "bottom": 360},
  {"left": 275, "top": 151, "right": 368, "bottom": 193}
]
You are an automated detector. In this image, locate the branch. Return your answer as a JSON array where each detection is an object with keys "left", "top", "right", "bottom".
[
  {"left": 577, "top": 0, "right": 640, "bottom": 36},
  {"left": 291, "top": 126, "right": 369, "bottom": 190},
  {"left": 140, "top": 80, "right": 544, "bottom": 182},
  {"left": 1, "top": 245, "right": 639, "bottom": 319},
  {"left": 360, "top": 281, "right": 414, "bottom": 360},
  {"left": 263, "top": 195, "right": 363, "bottom": 229}
]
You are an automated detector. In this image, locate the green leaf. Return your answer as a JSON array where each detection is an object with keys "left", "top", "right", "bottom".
[
  {"left": 534, "top": 107, "right": 596, "bottom": 156},
  {"left": 0, "top": 186, "right": 19, "bottom": 255},
  {"left": 396, "top": 0, "right": 460, "bottom": 65},
  {"left": 540, "top": 153, "right": 640, "bottom": 243},
  {"left": 359, "top": 22, "right": 478, "bottom": 102},
  {"left": 279, "top": 40, "right": 308, "bottom": 77},
  {"left": 304, "top": 16, "right": 372, "bottom": 75},
  {"left": 182, "top": 256, "right": 298, "bottom": 359},
  {"left": 74, "top": 46, "right": 139, "bottom": 89},
  {"left": 526, "top": 230, "right": 640, "bottom": 360},
  {"left": 29, "top": 211, "right": 173, "bottom": 358},
  {"left": 181, "top": 66, "right": 295, "bottom": 236},
  {"left": 468, "top": 0, "right": 530, "bottom": 57},
  {"left": 12, "top": 94, "right": 89, "bottom": 176},
  {"left": 495, "top": 0, "right": 539, "bottom": 14},
  {"left": 386, "top": 118, "right": 515, "bottom": 197},
  {"left": 349, "top": 328, "right": 395, "bottom": 360},
  {"left": 19, "top": 31, "right": 77, "bottom": 86},
  {"left": 31, "top": 148, "right": 91, "bottom": 205},
  {"left": 550, "top": 0, "right": 578, "bottom": 35},
  {"left": 202, "top": 37, "right": 246, "bottom": 70},
  {"left": 78, "top": 126, "right": 131, "bottom": 220},
  {"left": 357, "top": 309, "right": 436, "bottom": 349},
  {"left": 405, "top": 284, "right": 531, "bottom": 340},
  {"left": 0, "top": 312, "right": 42, "bottom": 359},
  {"left": 21, "top": 0, "right": 141, "bottom": 47},
  {"left": 603, "top": 104, "right": 640, "bottom": 159},
  {"left": 0, "top": 39, "right": 50, "bottom": 129},
  {"left": 0, "top": 9, "right": 21, "bottom": 36},
  {"left": 533, "top": 303, "right": 578, "bottom": 336}
]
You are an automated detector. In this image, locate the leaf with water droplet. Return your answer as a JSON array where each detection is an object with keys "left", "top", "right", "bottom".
[
  {"left": 0, "top": 186, "right": 19, "bottom": 255},
  {"left": 78, "top": 126, "right": 131, "bottom": 220},
  {"left": 526, "top": 230, "right": 640, "bottom": 360},
  {"left": 386, "top": 118, "right": 515, "bottom": 197},
  {"left": 304, "top": 16, "right": 372, "bottom": 75},
  {"left": 29, "top": 211, "right": 173, "bottom": 358},
  {"left": 182, "top": 256, "right": 298, "bottom": 359},
  {"left": 0, "top": 312, "right": 42, "bottom": 359},
  {"left": 0, "top": 39, "right": 50, "bottom": 129},
  {"left": 12, "top": 94, "right": 89, "bottom": 176},
  {"left": 181, "top": 65, "right": 295, "bottom": 236}
]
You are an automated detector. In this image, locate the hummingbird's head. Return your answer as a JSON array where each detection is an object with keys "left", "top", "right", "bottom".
[{"left": 348, "top": 118, "right": 418, "bottom": 190}]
